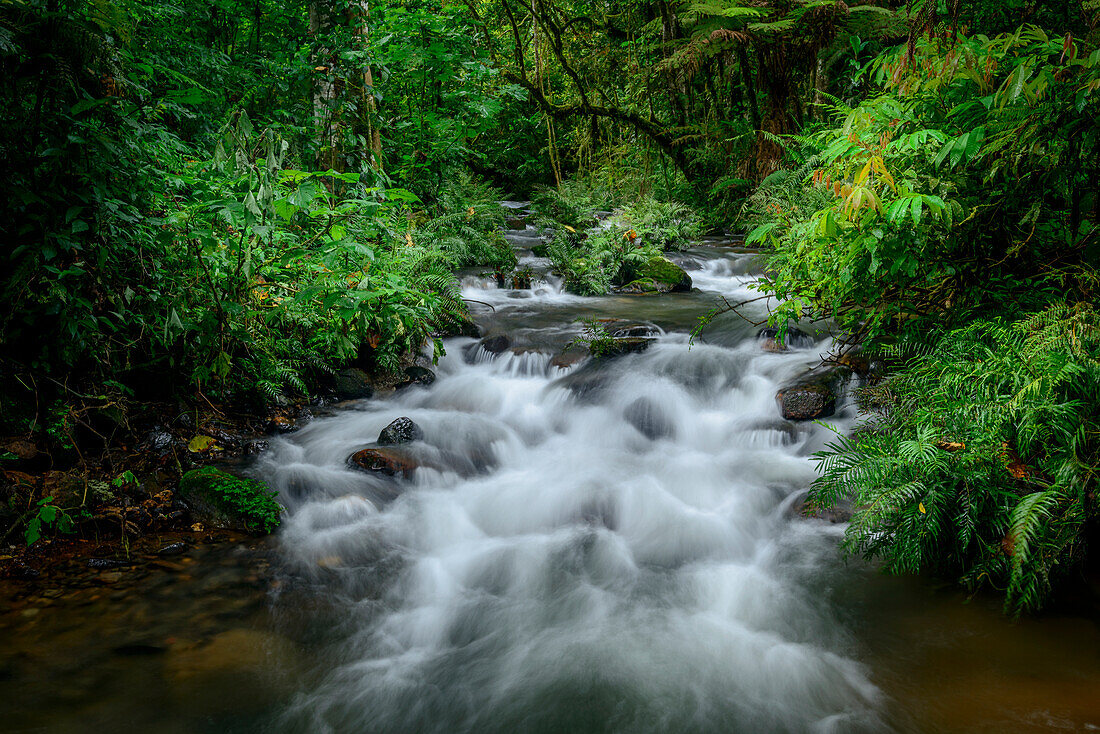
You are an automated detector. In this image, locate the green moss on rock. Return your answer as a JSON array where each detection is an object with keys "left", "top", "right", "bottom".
[
  {"left": 626, "top": 257, "right": 692, "bottom": 293},
  {"left": 178, "top": 467, "right": 282, "bottom": 534}
]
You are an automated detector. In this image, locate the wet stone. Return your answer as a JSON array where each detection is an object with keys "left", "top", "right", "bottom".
[
  {"left": 378, "top": 417, "right": 424, "bottom": 445},
  {"left": 156, "top": 542, "right": 189, "bottom": 557},
  {"left": 332, "top": 368, "right": 374, "bottom": 400},
  {"left": 777, "top": 383, "right": 836, "bottom": 421},
  {"left": 479, "top": 334, "right": 512, "bottom": 354},
  {"left": 348, "top": 447, "right": 420, "bottom": 478},
  {"left": 400, "top": 365, "right": 436, "bottom": 388}
]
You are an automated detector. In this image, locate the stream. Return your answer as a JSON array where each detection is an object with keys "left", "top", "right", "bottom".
[{"left": 2, "top": 223, "right": 1099, "bottom": 733}]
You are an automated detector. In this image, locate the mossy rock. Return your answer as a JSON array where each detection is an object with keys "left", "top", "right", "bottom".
[
  {"left": 177, "top": 467, "right": 282, "bottom": 534},
  {"left": 622, "top": 257, "right": 692, "bottom": 293}
]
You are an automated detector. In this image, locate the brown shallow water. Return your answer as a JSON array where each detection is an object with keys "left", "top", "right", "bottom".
[
  {"left": 853, "top": 571, "right": 1100, "bottom": 733},
  {"left": 1, "top": 549, "right": 1097, "bottom": 733}
]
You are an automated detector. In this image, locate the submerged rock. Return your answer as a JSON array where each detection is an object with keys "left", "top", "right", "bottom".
[
  {"left": 624, "top": 398, "right": 675, "bottom": 440},
  {"left": 378, "top": 417, "right": 424, "bottom": 445},
  {"left": 333, "top": 368, "right": 374, "bottom": 400}
]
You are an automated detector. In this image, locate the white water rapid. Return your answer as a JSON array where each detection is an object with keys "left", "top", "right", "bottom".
[{"left": 257, "top": 233, "right": 886, "bottom": 733}]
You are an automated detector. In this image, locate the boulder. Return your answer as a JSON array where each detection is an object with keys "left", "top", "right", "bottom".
[
  {"left": 348, "top": 447, "right": 420, "bottom": 478},
  {"left": 400, "top": 365, "right": 436, "bottom": 388},
  {"left": 332, "top": 368, "right": 374, "bottom": 400},
  {"left": 177, "top": 467, "right": 282, "bottom": 534},
  {"left": 777, "top": 383, "right": 836, "bottom": 421},
  {"left": 776, "top": 367, "right": 851, "bottom": 421},
  {"left": 479, "top": 334, "right": 512, "bottom": 354},
  {"left": 378, "top": 417, "right": 424, "bottom": 445},
  {"left": 621, "top": 256, "right": 692, "bottom": 294}
]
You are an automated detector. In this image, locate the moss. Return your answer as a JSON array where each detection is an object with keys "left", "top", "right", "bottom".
[
  {"left": 636, "top": 256, "right": 690, "bottom": 290},
  {"left": 178, "top": 467, "right": 282, "bottom": 534}
]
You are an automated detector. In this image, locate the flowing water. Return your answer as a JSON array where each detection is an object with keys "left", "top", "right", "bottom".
[
  {"left": 4, "top": 226, "right": 1100, "bottom": 733},
  {"left": 261, "top": 237, "right": 882, "bottom": 733}
]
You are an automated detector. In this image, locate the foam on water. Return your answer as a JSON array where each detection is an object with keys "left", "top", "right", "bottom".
[{"left": 258, "top": 241, "right": 882, "bottom": 733}]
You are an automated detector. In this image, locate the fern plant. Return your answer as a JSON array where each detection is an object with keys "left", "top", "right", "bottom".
[{"left": 810, "top": 303, "right": 1100, "bottom": 615}]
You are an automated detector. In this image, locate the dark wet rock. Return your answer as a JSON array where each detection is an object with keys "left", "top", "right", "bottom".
[
  {"left": 604, "top": 337, "right": 655, "bottom": 356},
  {"left": 607, "top": 321, "right": 662, "bottom": 339},
  {"left": 777, "top": 383, "right": 835, "bottom": 421},
  {"left": 624, "top": 398, "right": 675, "bottom": 440},
  {"left": 378, "top": 417, "right": 424, "bottom": 445},
  {"left": 776, "top": 367, "right": 851, "bottom": 421},
  {"left": 506, "top": 216, "right": 528, "bottom": 230},
  {"left": 550, "top": 347, "right": 588, "bottom": 370},
  {"left": 156, "top": 542, "right": 189, "bottom": 556},
  {"left": 114, "top": 642, "right": 168, "bottom": 656},
  {"left": 400, "top": 366, "right": 436, "bottom": 388},
  {"left": 87, "top": 558, "right": 130, "bottom": 570},
  {"left": 834, "top": 351, "right": 886, "bottom": 383},
  {"left": 348, "top": 447, "right": 420, "bottom": 478},
  {"left": 177, "top": 467, "right": 282, "bottom": 534},
  {"left": 332, "top": 368, "right": 374, "bottom": 400},
  {"left": 142, "top": 427, "right": 175, "bottom": 453},
  {"left": 438, "top": 314, "right": 482, "bottom": 339},
  {"left": 618, "top": 257, "right": 692, "bottom": 294},
  {"left": 788, "top": 491, "right": 853, "bottom": 524},
  {"left": 266, "top": 415, "right": 298, "bottom": 434},
  {"left": 757, "top": 327, "right": 813, "bottom": 352},
  {"left": 479, "top": 334, "right": 512, "bottom": 354}
]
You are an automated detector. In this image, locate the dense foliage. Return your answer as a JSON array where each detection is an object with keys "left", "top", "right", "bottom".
[
  {"left": 814, "top": 305, "right": 1100, "bottom": 614},
  {"left": 750, "top": 21, "right": 1100, "bottom": 613}
]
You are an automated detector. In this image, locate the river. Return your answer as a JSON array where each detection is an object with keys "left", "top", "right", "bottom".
[{"left": 1, "top": 226, "right": 1098, "bottom": 733}]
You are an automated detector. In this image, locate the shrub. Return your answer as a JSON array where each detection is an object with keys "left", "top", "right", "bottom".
[{"left": 810, "top": 304, "right": 1100, "bottom": 615}]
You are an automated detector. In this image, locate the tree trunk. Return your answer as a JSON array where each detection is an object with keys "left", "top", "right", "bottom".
[
  {"left": 350, "top": 0, "right": 383, "bottom": 172},
  {"left": 309, "top": 1, "right": 340, "bottom": 169}
]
